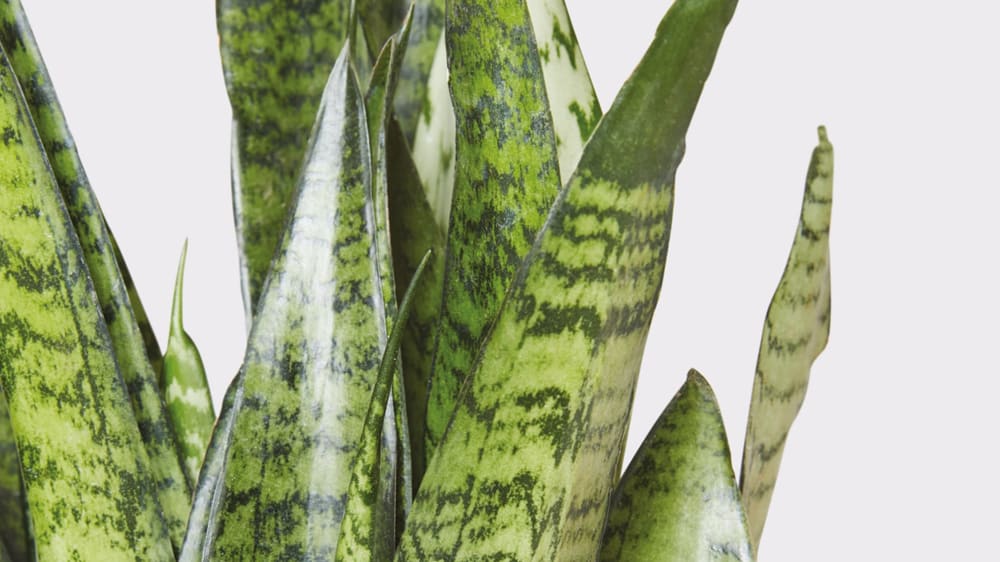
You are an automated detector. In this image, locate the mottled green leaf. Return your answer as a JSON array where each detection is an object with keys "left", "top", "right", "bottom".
[
  {"left": 387, "top": 116, "right": 445, "bottom": 488},
  {"left": 336, "top": 250, "right": 431, "bottom": 562},
  {"left": 600, "top": 370, "right": 754, "bottom": 561},
  {"left": 396, "top": 0, "right": 737, "bottom": 558},
  {"left": 423, "top": 0, "right": 563, "bottom": 455},
  {"left": 0, "top": 0, "right": 192, "bottom": 548},
  {"left": 0, "top": 392, "right": 31, "bottom": 562},
  {"left": 107, "top": 225, "right": 164, "bottom": 379},
  {"left": 206, "top": 47, "right": 389, "bottom": 559},
  {"left": 393, "top": 0, "right": 445, "bottom": 144},
  {"left": 527, "top": 0, "right": 601, "bottom": 179},
  {"left": 218, "top": 0, "right": 353, "bottom": 316},
  {"left": 162, "top": 241, "right": 214, "bottom": 486},
  {"left": 740, "top": 126, "right": 833, "bottom": 555},
  {"left": 0, "top": 45, "right": 173, "bottom": 560}
]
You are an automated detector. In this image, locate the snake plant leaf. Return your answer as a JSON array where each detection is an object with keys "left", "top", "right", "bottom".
[
  {"left": 0, "top": 46, "right": 173, "bottom": 560},
  {"left": 336, "top": 250, "right": 432, "bottom": 562},
  {"left": 162, "top": 241, "right": 215, "bottom": 486},
  {"left": 600, "top": 370, "right": 754, "bottom": 561},
  {"left": 178, "top": 370, "right": 243, "bottom": 562},
  {"left": 740, "top": 126, "right": 833, "bottom": 554},
  {"left": 0, "top": 0, "right": 193, "bottom": 548},
  {"left": 423, "top": 0, "right": 563, "bottom": 455},
  {"left": 396, "top": 0, "right": 737, "bottom": 558},
  {"left": 0, "top": 393, "right": 31, "bottom": 562},
  {"left": 387, "top": 116, "right": 445, "bottom": 488},
  {"left": 218, "top": 0, "right": 353, "bottom": 317},
  {"left": 393, "top": 0, "right": 444, "bottom": 144},
  {"left": 107, "top": 225, "right": 164, "bottom": 378},
  {"left": 409, "top": 32, "right": 454, "bottom": 232},
  {"left": 527, "top": 0, "right": 601, "bottom": 180},
  {"left": 205, "top": 46, "right": 390, "bottom": 559},
  {"left": 356, "top": 0, "right": 409, "bottom": 61},
  {"left": 0, "top": 540, "right": 12, "bottom": 562}
]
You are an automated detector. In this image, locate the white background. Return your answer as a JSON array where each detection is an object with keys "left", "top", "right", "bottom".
[{"left": 19, "top": 1, "right": 1000, "bottom": 559}]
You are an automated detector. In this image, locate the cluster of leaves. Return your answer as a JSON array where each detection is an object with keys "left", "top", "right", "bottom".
[{"left": 0, "top": 0, "right": 832, "bottom": 560}]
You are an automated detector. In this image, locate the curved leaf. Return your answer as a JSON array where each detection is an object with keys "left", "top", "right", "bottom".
[
  {"left": 218, "top": 0, "right": 353, "bottom": 316},
  {"left": 206, "top": 46, "right": 388, "bottom": 559},
  {"left": 393, "top": 0, "right": 445, "bottom": 144},
  {"left": 740, "top": 126, "right": 833, "bottom": 554},
  {"left": 396, "top": 0, "right": 737, "bottom": 558},
  {"left": 0, "top": 0, "right": 191, "bottom": 546},
  {"left": 107, "top": 225, "right": 164, "bottom": 379},
  {"left": 423, "top": 0, "right": 563, "bottom": 454},
  {"left": 162, "top": 241, "right": 214, "bottom": 486},
  {"left": 0, "top": 392, "right": 31, "bottom": 562},
  {"left": 0, "top": 45, "right": 173, "bottom": 560},
  {"left": 600, "top": 370, "right": 754, "bottom": 561}
]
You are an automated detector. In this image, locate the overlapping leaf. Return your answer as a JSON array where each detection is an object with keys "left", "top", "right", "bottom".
[
  {"left": 396, "top": 0, "right": 738, "bottom": 558},
  {"left": 392, "top": 0, "right": 445, "bottom": 144},
  {"left": 0, "top": 393, "right": 31, "bottom": 562},
  {"left": 0, "top": 45, "right": 173, "bottom": 560},
  {"left": 740, "top": 126, "right": 833, "bottom": 554},
  {"left": 600, "top": 370, "right": 754, "bottom": 561}
]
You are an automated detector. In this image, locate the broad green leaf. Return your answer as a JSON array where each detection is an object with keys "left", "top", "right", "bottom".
[
  {"left": 107, "top": 225, "right": 164, "bottom": 378},
  {"left": 0, "top": 46, "right": 173, "bottom": 560},
  {"left": 527, "top": 0, "right": 601, "bottom": 179},
  {"left": 396, "top": 0, "right": 737, "bottom": 558},
  {"left": 393, "top": 0, "right": 445, "bottom": 144},
  {"left": 387, "top": 117, "right": 445, "bottom": 488},
  {"left": 336, "top": 250, "right": 432, "bottom": 562},
  {"left": 0, "top": 0, "right": 192, "bottom": 547},
  {"left": 423, "top": 0, "right": 563, "bottom": 455},
  {"left": 162, "top": 241, "right": 215, "bottom": 486},
  {"left": 409, "top": 33, "right": 454, "bottom": 232},
  {"left": 600, "top": 370, "right": 754, "bottom": 561},
  {"left": 206, "top": 47, "right": 389, "bottom": 559},
  {"left": 740, "top": 126, "right": 833, "bottom": 555},
  {"left": 218, "top": 0, "right": 353, "bottom": 316},
  {"left": 178, "top": 370, "right": 243, "bottom": 562},
  {"left": 0, "top": 392, "right": 31, "bottom": 562}
]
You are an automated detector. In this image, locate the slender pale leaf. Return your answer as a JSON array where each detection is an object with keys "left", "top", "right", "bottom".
[
  {"left": 218, "top": 0, "right": 353, "bottom": 316},
  {"left": 423, "top": 0, "right": 563, "bottom": 455},
  {"left": 205, "top": 47, "right": 389, "bottom": 559},
  {"left": 0, "top": 45, "right": 173, "bottom": 560},
  {"left": 396, "top": 1, "right": 737, "bottom": 558},
  {"left": 0, "top": 1, "right": 192, "bottom": 547},
  {"left": 336, "top": 250, "right": 432, "bottom": 562},
  {"left": 740, "top": 126, "right": 833, "bottom": 555},
  {"left": 0, "top": 392, "right": 31, "bottom": 562},
  {"left": 409, "top": 33, "right": 454, "bottom": 232},
  {"left": 393, "top": 0, "right": 445, "bottom": 144},
  {"left": 600, "top": 370, "right": 754, "bottom": 561},
  {"left": 162, "top": 241, "right": 214, "bottom": 486},
  {"left": 527, "top": 0, "right": 601, "bottom": 179}
]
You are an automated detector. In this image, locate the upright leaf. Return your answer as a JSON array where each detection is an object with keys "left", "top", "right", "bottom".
[
  {"left": 409, "top": 33, "right": 454, "bottom": 232},
  {"left": 162, "top": 241, "right": 214, "bottom": 486},
  {"left": 0, "top": 46, "right": 173, "bottom": 560},
  {"left": 393, "top": 0, "right": 445, "bottom": 144},
  {"left": 395, "top": 0, "right": 737, "bottom": 558},
  {"left": 107, "top": 226, "right": 164, "bottom": 378},
  {"left": 0, "top": 0, "right": 192, "bottom": 547},
  {"left": 527, "top": 0, "right": 601, "bottom": 179},
  {"left": 740, "top": 126, "right": 833, "bottom": 554},
  {"left": 423, "top": 0, "right": 563, "bottom": 454},
  {"left": 356, "top": 0, "right": 408, "bottom": 61},
  {"left": 600, "top": 370, "right": 754, "bottom": 561},
  {"left": 206, "top": 47, "right": 389, "bottom": 559},
  {"left": 218, "top": 0, "right": 353, "bottom": 316},
  {"left": 0, "top": 392, "right": 31, "bottom": 562}
]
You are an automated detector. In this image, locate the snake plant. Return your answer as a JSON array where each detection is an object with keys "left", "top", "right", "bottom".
[{"left": 0, "top": 0, "right": 832, "bottom": 560}]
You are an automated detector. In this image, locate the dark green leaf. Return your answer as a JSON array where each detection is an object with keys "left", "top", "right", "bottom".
[
  {"left": 740, "top": 126, "right": 833, "bottom": 554},
  {"left": 0, "top": 392, "right": 31, "bottom": 562},
  {"left": 600, "top": 370, "right": 754, "bottom": 561},
  {"left": 396, "top": 0, "right": 737, "bottom": 558}
]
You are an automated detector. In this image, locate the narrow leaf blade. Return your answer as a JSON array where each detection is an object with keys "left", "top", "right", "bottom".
[
  {"left": 0, "top": 392, "right": 31, "bottom": 562},
  {"left": 740, "top": 126, "right": 833, "bottom": 554},
  {"left": 393, "top": 0, "right": 445, "bottom": 144}
]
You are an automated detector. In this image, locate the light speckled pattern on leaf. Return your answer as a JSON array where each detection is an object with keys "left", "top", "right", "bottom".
[
  {"left": 336, "top": 250, "right": 431, "bottom": 562},
  {"left": 393, "top": 0, "right": 445, "bottom": 144},
  {"left": 396, "top": 1, "right": 737, "bottom": 558},
  {"left": 423, "top": 0, "right": 563, "bottom": 455},
  {"left": 162, "top": 241, "right": 214, "bottom": 486},
  {"left": 0, "top": 392, "right": 31, "bottom": 562},
  {"left": 0, "top": 46, "right": 173, "bottom": 560},
  {"left": 740, "top": 126, "right": 833, "bottom": 555},
  {"left": 526, "top": 0, "right": 601, "bottom": 180},
  {"left": 218, "top": 0, "right": 353, "bottom": 317},
  {"left": 206, "top": 47, "right": 389, "bottom": 559},
  {"left": 0, "top": 0, "right": 192, "bottom": 548},
  {"left": 600, "top": 370, "right": 754, "bottom": 561}
]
